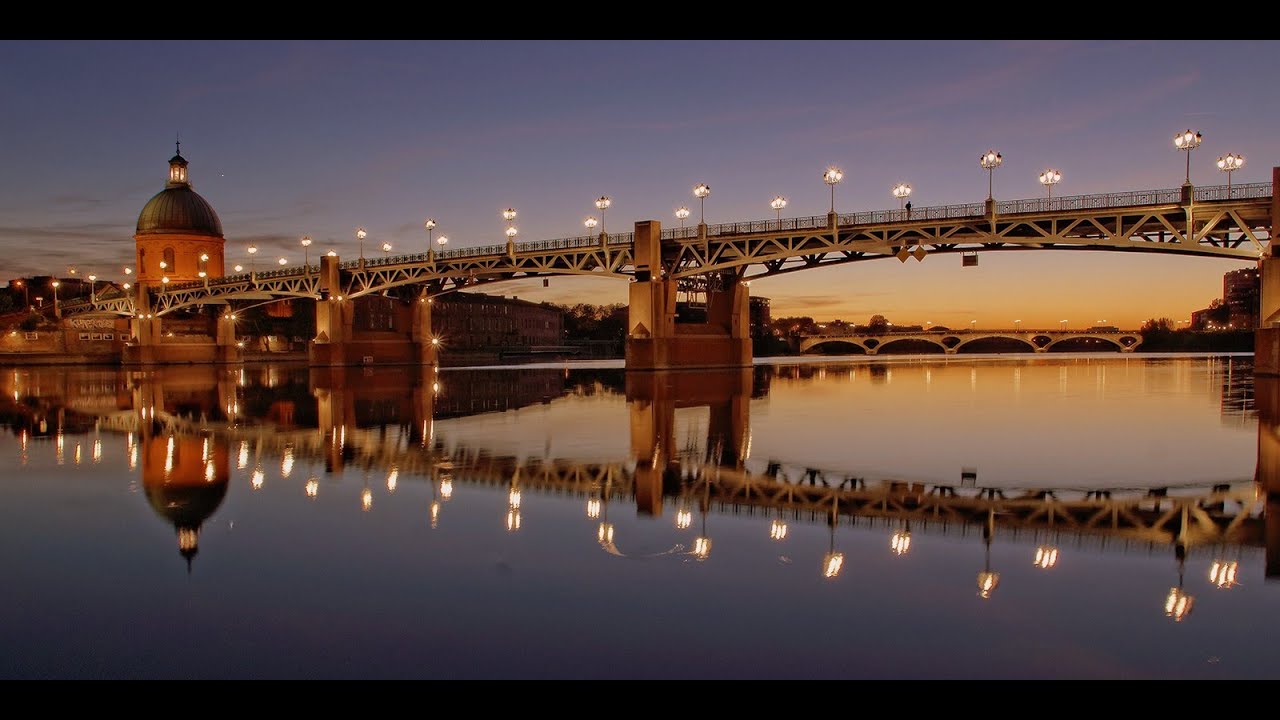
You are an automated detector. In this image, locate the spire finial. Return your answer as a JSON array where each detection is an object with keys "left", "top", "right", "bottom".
[{"left": 176, "top": 131, "right": 181, "bottom": 157}]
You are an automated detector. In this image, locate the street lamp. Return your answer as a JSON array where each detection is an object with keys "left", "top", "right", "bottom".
[
  {"left": 50, "top": 281, "right": 59, "bottom": 314},
  {"left": 1217, "top": 153, "right": 1244, "bottom": 194},
  {"left": 1038, "top": 169, "right": 1061, "bottom": 207},
  {"left": 300, "top": 235, "right": 312, "bottom": 270},
  {"left": 356, "top": 228, "right": 367, "bottom": 263},
  {"left": 584, "top": 216, "right": 598, "bottom": 236},
  {"left": 13, "top": 280, "right": 27, "bottom": 309},
  {"left": 980, "top": 150, "right": 1003, "bottom": 200},
  {"left": 278, "top": 257, "right": 287, "bottom": 266},
  {"left": 892, "top": 182, "right": 912, "bottom": 210},
  {"left": 693, "top": 184, "right": 710, "bottom": 225},
  {"left": 675, "top": 206, "right": 691, "bottom": 231},
  {"left": 1060, "top": 319, "right": 1068, "bottom": 330},
  {"left": 594, "top": 196, "right": 611, "bottom": 235},
  {"left": 1014, "top": 319, "right": 1022, "bottom": 331},
  {"left": 1173, "top": 129, "right": 1202, "bottom": 185},
  {"left": 247, "top": 245, "right": 258, "bottom": 278},
  {"left": 88, "top": 274, "right": 97, "bottom": 302},
  {"left": 770, "top": 195, "right": 787, "bottom": 228},
  {"left": 970, "top": 319, "right": 977, "bottom": 330},
  {"left": 437, "top": 235, "right": 449, "bottom": 254},
  {"left": 823, "top": 166, "right": 843, "bottom": 213},
  {"left": 381, "top": 242, "right": 392, "bottom": 258},
  {"left": 424, "top": 218, "right": 436, "bottom": 249}
]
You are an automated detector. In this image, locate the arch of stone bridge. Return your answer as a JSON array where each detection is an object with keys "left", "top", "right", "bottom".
[
  {"left": 952, "top": 334, "right": 1039, "bottom": 353},
  {"left": 869, "top": 336, "right": 950, "bottom": 354},
  {"left": 799, "top": 337, "right": 870, "bottom": 354},
  {"left": 1043, "top": 334, "right": 1137, "bottom": 352}
]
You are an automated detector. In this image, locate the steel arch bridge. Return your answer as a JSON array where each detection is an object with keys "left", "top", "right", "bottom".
[{"left": 60, "top": 181, "right": 1273, "bottom": 318}]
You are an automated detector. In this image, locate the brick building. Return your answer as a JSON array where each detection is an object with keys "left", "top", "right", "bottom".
[{"left": 432, "top": 292, "right": 564, "bottom": 350}]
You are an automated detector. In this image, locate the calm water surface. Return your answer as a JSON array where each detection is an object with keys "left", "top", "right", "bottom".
[{"left": 1, "top": 353, "right": 1275, "bottom": 679}]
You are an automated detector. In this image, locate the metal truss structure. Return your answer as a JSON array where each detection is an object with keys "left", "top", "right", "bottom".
[{"left": 61, "top": 182, "right": 1271, "bottom": 317}]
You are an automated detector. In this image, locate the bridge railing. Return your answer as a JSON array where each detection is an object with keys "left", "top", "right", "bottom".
[
  {"left": 1194, "top": 182, "right": 1272, "bottom": 202},
  {"left": 660, "top": 181, "right": 1271, "bottom": 243}
]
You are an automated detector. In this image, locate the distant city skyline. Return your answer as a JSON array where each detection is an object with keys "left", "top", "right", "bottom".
[{"left": 1, "top": 40, "right": 1276, "bottom": 328}]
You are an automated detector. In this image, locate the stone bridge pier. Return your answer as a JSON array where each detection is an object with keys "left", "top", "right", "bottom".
[
  {"left": 123, "top": 285, "right": 240, "bottom": 365},
  {"left": 308, "top": 254, "right": 438, "bottom": 367},
  {"left": 625, "top": 220, "right": 752, "bottom": 370},
  {"left": 1255, "top": 167, "right": 1280, "bottom": 375}
]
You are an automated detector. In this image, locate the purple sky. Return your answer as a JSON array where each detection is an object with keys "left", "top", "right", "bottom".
[{"left": 0, "top": 40, "right": 1275, "bottom": 327}]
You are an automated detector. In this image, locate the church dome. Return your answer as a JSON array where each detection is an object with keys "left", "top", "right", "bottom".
[
  {"left": 136, "top": 186, "right": 224, "bottom": 237},
  {"left": 134, "top": 151, "right": 224, "bottom": 237}
]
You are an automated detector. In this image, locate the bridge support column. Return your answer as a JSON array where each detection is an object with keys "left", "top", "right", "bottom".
[
  {"left": 1255, "top": 167, "right": 1280, "bottom": 374},
  {"left": 124, "top": 285, "right": 162, "bottom": 365},
  {"left": 625, "top": 220, "right": 752, "bottom": 371},
  {"left": 214, "top": 313, "right": 242, "bottom": 364},
  {"left": 309, "top": 255, "right": 354, "bottom": 366},
  {"left": 412, "top": 294, "right": 438, "bottom": 367}
]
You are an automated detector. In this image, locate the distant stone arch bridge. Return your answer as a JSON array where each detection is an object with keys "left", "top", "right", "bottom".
[{"left": 799, "top": 329, "right": 1142, "bottom": 355}]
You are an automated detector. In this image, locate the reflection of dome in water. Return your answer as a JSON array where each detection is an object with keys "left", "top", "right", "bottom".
[
  {"left": 140, "top": 432, "right": 230, "bottom": 572},
  {"left": 144, "top": 481, "right": 228, "bottom": 572}
]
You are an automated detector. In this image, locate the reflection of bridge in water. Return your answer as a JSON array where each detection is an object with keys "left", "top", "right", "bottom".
[
  {"left": 5, "top": 360, "right": 1277, "bottom": 595},
  {"left": 20, "top": 364, "right": 1260, "bottom": 563}
]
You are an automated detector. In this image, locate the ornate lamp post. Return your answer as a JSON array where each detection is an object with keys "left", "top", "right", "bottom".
[
  {"left": 693, "top": 184, "right": 710, "bottom": 225},
  {"left": 50, "top": 280, "right": 59, "bottom": 315},
  {"left": 1217, "top": 153, "right": 1244, "bottom": 194},
  {"left": 675, "top": 206, "right": 691, "bottom": 232},
  {"left": 300, "top": 235, "right": 312, "bottom": 270},
  {"left": 594, "top": 196, "right": 611, "bottom": 235},
  {"left": 356, "top": 228, "right": 367, "bottom": 265},
  {"left": 246, "top": 245, "right": 258, "bottom": 280},
  {"left": 381, "top": 242, "right": 392, "bottom": 261},
  {"left": 1038, "top": 169, "right": 1061, "bottom": 208},
  {"left": 424, "top": 218, "right": 436, "bottom": 248},
  {"left": 1173, "top": 129, "right": 1202, "bottom": 185},
  {"left": 892, "top": 182, "right": 912, "bottom": 210},
  {"left": 88, "top": 274, "right": 97, "bottom": 302},
  {"left": 980, "top": 150, "right": 1003, "bottom": 200},
  {"left": 770, "top": 195, "right": 787, "bottom": 229},
  {"left": 584, "top": 216, "right": 598, "bottom": 237},
  {"left": 823, "top": 166, "right": 843, "bottom": 213}
]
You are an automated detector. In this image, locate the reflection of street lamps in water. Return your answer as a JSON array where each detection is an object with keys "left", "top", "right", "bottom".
[
  {"left": 1208, "top": 557, "right": 1238, "bottom": 589},
  {"left": 1033, "top": 545, "right": 1059, "bottom": 569},
  {"left": 675, "top": 496, "right": 692, "bottom": 530},
  {"left": 977, "top": 512, "right": 999, "bottom": 599},
  {"left": 1165, "top": 546, "right": 1194, "bottom": 622},
  {"left": 823, "top": 501, "right": 843, "bottom": 578},
  {"left": 890, "top": 526, "right": 911, "bottom": 556}
]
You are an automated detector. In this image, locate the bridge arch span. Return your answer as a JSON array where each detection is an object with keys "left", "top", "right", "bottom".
[
  {"left": 1043, "top": 334, "right": 1135, "bottom": 352},
  {"left": 952, "top": 334, "right": 1038, "bottom": 353},
  {"left": 799, "top": 338, "right": 868, "bottom": 355},
  {"left": 873, "top": 337, "right": 948, "bottom": 354}
]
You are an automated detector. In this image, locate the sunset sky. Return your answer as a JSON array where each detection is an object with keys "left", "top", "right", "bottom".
[{"left": 1, "top": 40, "right": 1276, "bottom": 329}]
